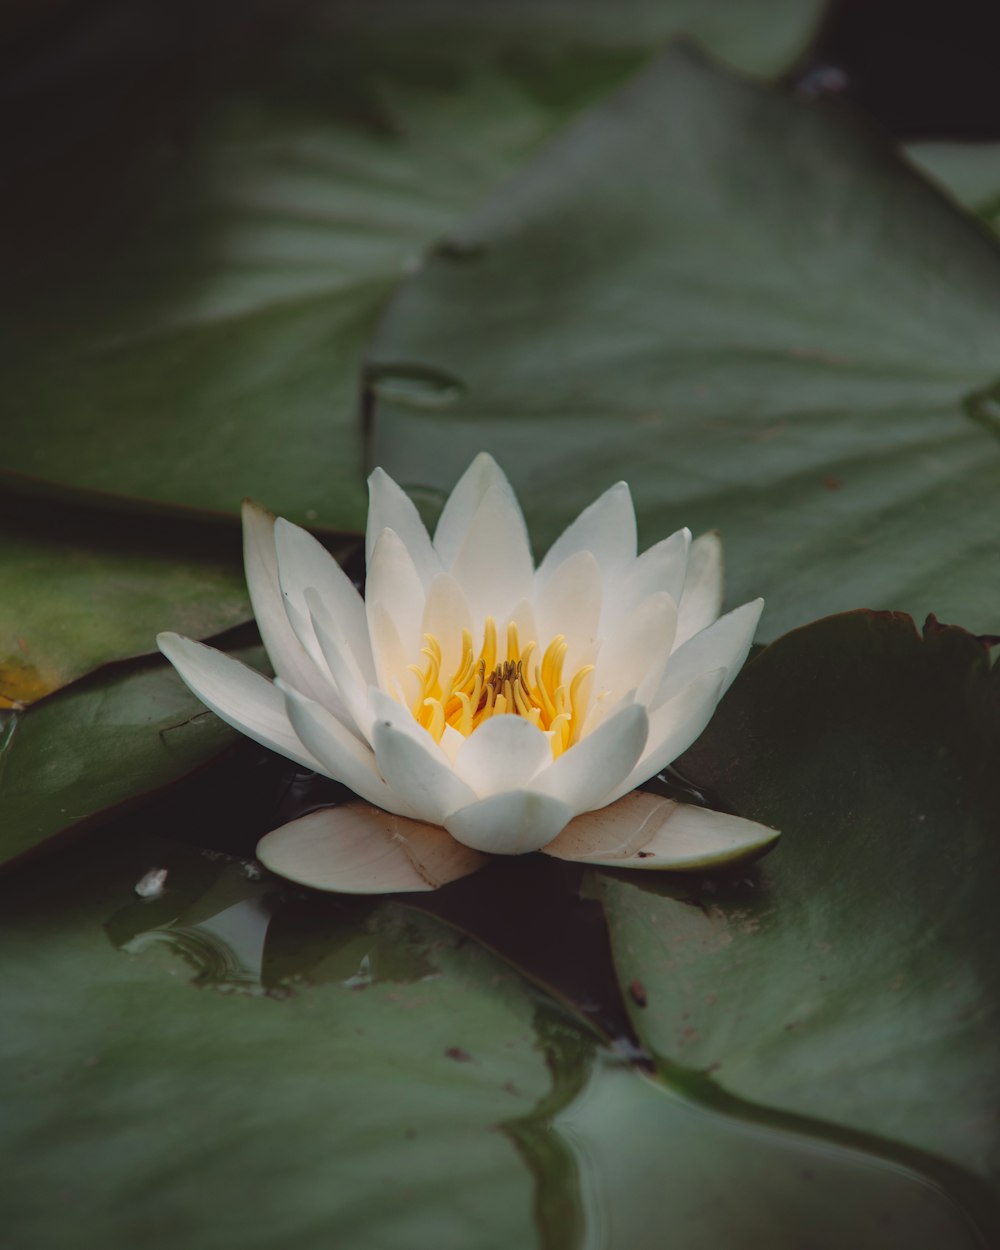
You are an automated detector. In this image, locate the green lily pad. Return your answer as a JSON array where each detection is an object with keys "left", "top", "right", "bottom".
[
  {"left": 0, "top": 499, "right": 249, "bottom": 707},
  {"left": 0, "top": 828, "right": 986, "bottom": 1249},
  {"left": 0, "top": 0, "right": 828, "bottom": 532},
  {"left": 334, "top": 0, "right": 827, "bottom": 78},
  {"left": 905, "top": 141, "right": 1000, "bottom": 228},
  {"left": 0, "top": 32, "right": 578, "bottom": 530},
  {"left": 0, "top": 646, "right": 263, "bottom": 868},
  {"left": 598, "top": 611, "right": 1000, "bottom": 1224},
  {"left": 368, "top": 47, "right": 1000, "bottom": 639}
]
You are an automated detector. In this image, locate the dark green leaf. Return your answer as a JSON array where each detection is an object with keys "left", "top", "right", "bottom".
[
  {"left": 1, "top": 38, "right": 570, "bottom": 529},
  {"left": 0, "top": 500, "right": 248, "bottom": 706},
  {"left": 334, "top": 0, "right": 827, "bottom": 78},
  {"left": 369, "top": 48, "right": 1000, "bottom": 638},
  {"left": 0, "top": 647, "right": 263, "bottom": 867},
  {"left": 905, "top": 142, "right": 1000, "bottom": 229},
  {"left": 599, "top": 611, "right": 1000, "bottom": 1226},
  {"left": 0, "top": 828, "right": 985, "bottom": 1249}
]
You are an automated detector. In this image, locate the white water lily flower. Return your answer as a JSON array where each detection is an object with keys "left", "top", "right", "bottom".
[{"left": 158, "top": 453, "right": 777, "bottom": 893}]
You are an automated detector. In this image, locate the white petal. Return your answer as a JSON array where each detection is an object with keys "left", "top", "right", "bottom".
[
  {"left": 595, "top": 592, "right": 678, "bottom": 706},
  {"left": 654, "top": 599, "right": 763, "bottom": 710},
  {"left": 601, "top": 528, "right": 690, "bottom": 637},
  {"left": 433, "top": 452, "right": 520, "bottom": 568},
  {"left": 449, "top": 485, "right": 534, "bottom": 628},
  {"left": 452, "top": 716, "right": 551, "bottom": 798},
  {"left": 537, "top": 481, "right": 636, "bottom": 584},
  {"left": 676, "top": 531, "right": 724, "bottom": 646},
  {"left": 421, "top": 573, "right": 474, "bottom": 680},
  {"left": 531, "top": 702, "right": 648, "bottom": 814},
  {"left": 444, "top": 789, "right": 574, "bottom": 855},
  {"left": 366, "top": 528, "right": 426, "bottom": 661},
  {"left": 542, "top": 790, "right": 780, "bottom": 870},
  {"left": 242, "top": 500, "right": 332, "bottom": 704},
  {"left": 280, "top": 682, "right": 416, "bottom": 817},
  {"left": 605, "top": 669, "right": 726, "bottom": 803},
  {"left": 273, "top": 517, "right": 375, "bottom": 685},
  {"left": 366, "top": 467, "right": 441, "bottom": 587},
  {"left": 257, "top": 802, "right": 486, "bottom": 894},
  {"left": 439, "top": 725, "right": 465, "bottom": 765},
  {"left": 367, "top": 687, "right": 449, "bottom": 759},
  {"left": 157, "top": 633, "right": 323, "bottom": 772},
  {"left": 307, "top": 589, "right": 375, "bottom": 741},
  {"left": 534, "top": 550, "right": 602, "bottom": 670},
  {"left": 367, "top": 603, "right": 419, "bottom": 706},
  {"left": 371, "top": 719, "right": 477, "bottom": 825}
]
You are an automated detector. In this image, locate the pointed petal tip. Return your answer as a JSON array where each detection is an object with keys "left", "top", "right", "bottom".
[{"left": 242, "top": 497, "right": 275, "bottom": 523}]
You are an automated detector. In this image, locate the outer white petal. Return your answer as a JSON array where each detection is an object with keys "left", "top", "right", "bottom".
[
  {"left": 257, "top": 803, "right": 486, "bottom": 894},
  {"left": 675, "top": 531, "right": 724, "bottom": 646},
  {"left": 366, "top": 528, "right": 426, "bottom": 661},
  {"left": 537, "top": 481, "right": 636, "bottom": 585},
  {"left": 534, "top": 550, "right": 602, "bottom": 672},
  {"left": 542, "top": 791, "right": 780, "bottom": 870},
  {"left": 595, "top": 592, "right": 678, "bottom": 706},
  {"left": 157, "top": 633, "right": 323, "bottom": 773},
  {"left": 273, "top": 517, "right": 375, "bottom": 685},
  {"left": 531, "top": 702, "right": 648, "bottom": 814},
  {"left": 371, "top": 719, "right": 477, "bottom": 825},
  {"left": 306, "top": 589, "right": 375, "bottom": 741},
  {"left": 280, "top": 682, "right": 416, "bottom": 817},
  {"left": 421, "top": 573, "right": 474, "bottom": 680},
  {"left": 452, "top": 716, "right": 551, "bottom": 798},
  {"left": 450, "top": 485, "right": 534, "bottom": 628},
  {"left": 242, "top": 500, "right": 335, "bottom": 706},
  {"left": 444, "top": 789, "right": 574, "bottom": 855},
  {"left": 433, "top": 452, "right": 520, "bottom": 568},
  {"left": 365, "top": 467, "right": 441, "bottom": 587},
  {"left": 605, "top": 669, "right": 727, "bottom": 804},
  {"left": 600, "top": 528, "right": 690, "bottom": 638},
  {"left": 654, "top": 599, "right": 763, "bottom": 710}
]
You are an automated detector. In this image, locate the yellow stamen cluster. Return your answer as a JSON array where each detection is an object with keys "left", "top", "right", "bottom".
[{"left": 409, "top": 618, "right": 594, "bottom": 759}]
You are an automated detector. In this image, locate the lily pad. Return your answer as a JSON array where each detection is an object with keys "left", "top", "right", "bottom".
[
  {"left": 598, "top": 611, "right": 1000, "bottom": 1226},
  {"left": 0, "top": 645, "right": 264, "bottom": 868},
  {"left": 0, "top": 499, "right": 249, "bottom": 707},
  {"left": 0, "top": 33, "right": 573, "bottom": 529},
  {"left": 0, "top": 828, "right": 986, "bottom": 1249},
  {"left": 905, "top": 141, "right": 1000, "bottom": 230},
  {"left": 0, "top": 0, "right": 830, "bottom": 531},
  {"left": 334, "top": 0, "right": 827, "bottom": 78},
  {"left": 368, "top": 47, "right": 1000, "bottom": 639}
]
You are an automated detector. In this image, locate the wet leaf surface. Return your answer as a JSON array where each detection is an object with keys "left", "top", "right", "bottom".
[
  {"left": 599, "top": 611, "right": 1000, "bottom": 1236},
  {"left": 0, "top": 496, "right": 249, "bottom": 707},
  {"left": 0, "top": 643, "right": 264, "bottom": 868},
  {"left": 0, "top": 826, "right": 988, "bottom": 1249},
  {"left": 0, "top": 22, "right": 572, "bottom": 529},
  {"left": 905, "top": 141, "right": 1000, "bottom": 230},
  {"left": 369, "top": 47, "right": 1000, "bottom": 639}
]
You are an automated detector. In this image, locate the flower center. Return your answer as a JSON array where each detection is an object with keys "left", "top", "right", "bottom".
[{"left": 409, "top": 617, "right": 594, "bottom": 758}]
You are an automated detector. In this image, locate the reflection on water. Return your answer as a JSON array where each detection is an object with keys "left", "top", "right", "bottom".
[
  {"left": 103, "top": 836, "right": 992, "bottom": 1249},
  {"left": 106, "top": 845, "right": 437, "bottom": 994}
]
